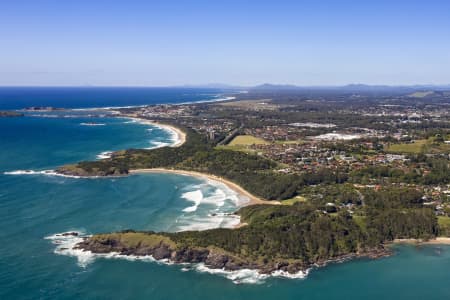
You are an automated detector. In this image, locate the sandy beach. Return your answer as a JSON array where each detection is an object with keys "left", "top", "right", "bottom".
[
  {"left": 129, "top": 168, "right": 280, "bottom": 207},
  {"left": 393, "top": 237, "right": 450, "bottom": 245},
  {"left": 109, "top": 114, "right": 277, "bottom": 210},
  {"left": 124, "top": 116, "right": 186, "bottom": 147},
  {"left": 117, "top": 115, "right": 278, "bottom": 226},
  {"left": 151, "top": 122, "right": 186, "bottom": 147}
]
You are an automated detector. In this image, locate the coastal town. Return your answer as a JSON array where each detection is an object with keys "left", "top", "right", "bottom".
[
  {"left": 3, "top": 0, "right": 450, "bottom": 298},
  {"left": 50, "top": 87, "right": 450, "bottom": 279},
  {"left": 113, "top": 89, "right": 450, "bottom": 226}
]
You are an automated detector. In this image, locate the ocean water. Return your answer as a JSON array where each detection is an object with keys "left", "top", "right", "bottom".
[
  {"left": 0, "top": 87, "right": 231, "bottom": 109},
  {"left": 1, "top": 89, "right": 450, "bottom": 299}
]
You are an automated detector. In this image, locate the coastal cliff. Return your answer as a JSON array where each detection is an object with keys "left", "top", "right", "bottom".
[
  {"left": 74, "top": 232, "right": 281, "bottom": 273},
  {"left": 74, "top": 230, "right": 388, "bottom": 275},
  {"left": 70, "top": 202, "right": 409, "bottom": 275}
]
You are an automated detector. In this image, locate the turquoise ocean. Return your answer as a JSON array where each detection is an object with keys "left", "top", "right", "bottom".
[{"left": 0, "top": 88, "right": 449, "bottom": 299}]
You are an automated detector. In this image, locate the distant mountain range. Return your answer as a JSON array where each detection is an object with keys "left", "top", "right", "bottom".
[{"left": 182, "top": 83, "right": 450, "bottom": 92}]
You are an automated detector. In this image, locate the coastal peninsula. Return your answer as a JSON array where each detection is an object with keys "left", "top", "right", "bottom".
[{"left": 56, "top": 96, "right": 450, "bottom": 276}]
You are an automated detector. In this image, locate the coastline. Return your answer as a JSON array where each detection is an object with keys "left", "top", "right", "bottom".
[
  {"left": 125, "top": 116, "right": 186, "bottom": 147},
  {"left": 129, "top": 168, "right": 280, "bottom": 207},
  {"left": 393, "top": 237, "right": 450, "bottom": 245},
  {"left": 55, "top": 114, "right": 278, "bottom": 212},
  {"left": 151, "top": 121, "right": 186, "bottom": 147}
]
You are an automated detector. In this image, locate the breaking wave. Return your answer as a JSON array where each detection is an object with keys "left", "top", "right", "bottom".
[
  {"left": 96, "top": 151, "right": 113, "bottom": 159},
  {"left": 2, "top": 169, "right": 102, "bottom": 179},
  {"left": 181, "top": 190, "right": 203, "bottom": 212},
  {"left": 174, "top": 180, "right": 249, "bottom": 231},
  {"left": 80, "top": 122, "right": 106, "bottom": 126},
  {"left": 123, "top": 118, "right": 180, "bottom": 148},
  {"left": 45, "top": 231, "right": 309, "bottom": 284},
  {"left": 3, "top": 169, "right": 80, "bottom": 178},
  {"left": 193, "top": 264, "right": 308, "bottom": 284},
  {"left": 146, "top": 141, "right": 172, "bottom": 149}
]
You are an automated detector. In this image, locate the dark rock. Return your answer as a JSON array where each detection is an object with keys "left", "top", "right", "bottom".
[
  {"left": 205, "top": 252, "right": 229, "bottom": 268},
  {"left": 173, "top": 249, "right": 210, "bottom": 263},
  {"left": 61, "top": 232, "right": 79, "bottom": 236},
  {"left": 152, "top": 246, "right": 172, "bottom": 260}
]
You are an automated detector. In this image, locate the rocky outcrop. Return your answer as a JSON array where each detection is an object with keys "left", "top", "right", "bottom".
[
  {"left": 74, "top": 233, "right": 391, "bottom": 275},
  {"left": 0, "top": 111, "right": 23, "bottom": 117},
  {"left": 56, "top": 165, "right": 128, "bottom": 177},
  {"left": 75, "top": 234, "right": 307, "bottom": 274}
]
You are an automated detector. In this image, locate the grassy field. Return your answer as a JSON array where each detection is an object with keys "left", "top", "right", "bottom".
[
  {"left": 438, "top": 216, "right": 450, "bottom": 227},
  {"left": 386, "top": 139, "right": 427, "bottom": 153},
  {"left": 218, "top": 99, "right": 278, "bottom": 110},
  {"left": 281, "top": 196, "right": 307, "bottom": 205},
  {"left": 386, "top": 138, "right": 450, "bottom": 154},
  {"left": 438, "top": 216, "right": 450, "bottom": 237},
  {"left": 228, "top": 135, "right": 269, "bottom": 146},
  {"left": 274, "top": 140, "right": 304, "bottom": 145},
  {"left": 408, "top": 91, "right": 434, "bottom": 98},
  {"left": 217, "top": 135, "right": 269, "bottom": 153},
  {"left": 352, "top": 215, "right": 367, "bottom": 231},
  {"left": 91, "top": 232, "right": 176, "bottom": 248}
]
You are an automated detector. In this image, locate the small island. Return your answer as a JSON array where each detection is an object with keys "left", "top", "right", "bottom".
[
  {"left": 0, "top": 111, "right": 24, "bottom": 117},
  {"left": 22, "top": 106, "right": 64, "bottom": 112}
]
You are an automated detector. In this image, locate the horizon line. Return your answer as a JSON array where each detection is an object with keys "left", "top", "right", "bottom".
[{"left": 0, "top": 83, "right": 449, "bottom": 89}]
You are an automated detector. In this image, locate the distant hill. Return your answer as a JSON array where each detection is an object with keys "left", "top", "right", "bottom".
[
  {"left": 406, "top": 90, "right": 450, "bottom": 98},
  {"left": 251, "top": 83, "right": 302, "bottom": 90},
  {"left": 180, "top": 83, "right": 243, "bottom": 90},
  {"left": 175, "top": 83, "right": 450, "bottom": 94},
  {"left": 251, "top": 83, "right": 450, "bottom": 92}
]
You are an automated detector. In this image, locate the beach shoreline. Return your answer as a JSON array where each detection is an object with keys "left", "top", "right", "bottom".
[
  {"left": 151, "top": 122, "right": 186, "bottom": 147},
  {"left": 392, "top": 237, "right": 450, "bottom": 245},
  {"left": 129, "top": 168, "right": 280, "bottom": 207},
  {"left": 124, "top": 116, "right": 186, "bottom": 147}
]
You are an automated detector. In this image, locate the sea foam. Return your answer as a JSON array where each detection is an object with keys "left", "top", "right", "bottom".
[
  {"left": 146, "top": 141, "right": 172, "bottom": 149},
  {"left": 181, "top": 190, "right": 203, "bottom": 212},
  {"left": 80, "top": 122, "right": 106, "bottom": 126},
  {"left": 46, "top": 231, "right": 309, "bottom": 284},
  {"left": 2, "top": 169, "right": 101, "bottom": 179},
  {"left": 175, "top": 182, "right": 244, "bottom": 231},
  {"left": 96, "top": 151, "right": 113, "bottom": 159},
  {"left": 3, "top": 169, "right": 80, "bottom": 178},
  {"left": 123, "top": 117, "right": 180, "bottom": 148}
]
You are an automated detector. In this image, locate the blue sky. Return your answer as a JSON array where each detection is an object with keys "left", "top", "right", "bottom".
[{"left": 1, "top": 0, "right": 449, "bottom": 86}]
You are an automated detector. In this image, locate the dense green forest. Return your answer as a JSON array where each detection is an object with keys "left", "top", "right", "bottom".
[
  {"left": 164, "top": 186, "right": 439, "bottom": 260},
  {"left": 349, "top": 156, "right": 450, "bottom": 185},
  {"left": 58, "top": 129, "right": 351, "bottom": 200},
  {"left": 80, "top": 189, "right": 439, "bottom": 272},
  {"left": 57, "top": 129, "right": 297, "bottom": 200}
]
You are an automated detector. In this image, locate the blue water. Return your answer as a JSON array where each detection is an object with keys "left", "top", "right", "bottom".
[
  {"left": 1, "top": 89, "right": 450, "bottom": 299},
  {"left": 0, "top": 87, "right": 230, "bottom": 109}
]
